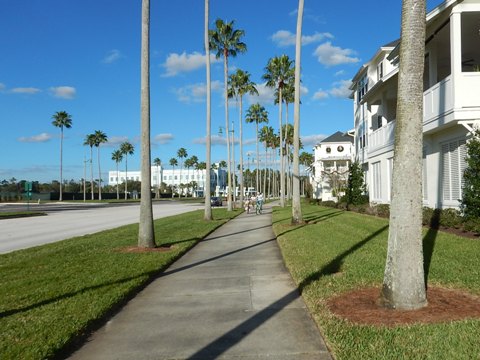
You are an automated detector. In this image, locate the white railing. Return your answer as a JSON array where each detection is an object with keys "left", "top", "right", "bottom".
[
  {"left": 423, "top": 75, "right": 453, "bottom": 123},
  {"left": 368, "top": 120, "right": 396, "bottom": 152}
]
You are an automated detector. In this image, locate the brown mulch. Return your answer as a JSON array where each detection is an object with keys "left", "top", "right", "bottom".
[
  {"left": 434, "top": 226, "right": 480, "bottom": 240},
  {"left": 328, "top": 287, "right": 480, "bottom": 327},
  {"left": 116, "top": 245, "right": 173, "bottom": 253}
]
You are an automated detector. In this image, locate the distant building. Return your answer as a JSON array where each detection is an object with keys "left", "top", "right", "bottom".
[
  {"left": 311, "top": 131, "right": 355, "bottom": 201},
  {"left": 349, "top": 0, "right": 480, "bottom": 209},
  {"left": 108, "top": 164, "right": 227, "bottom": 197}
]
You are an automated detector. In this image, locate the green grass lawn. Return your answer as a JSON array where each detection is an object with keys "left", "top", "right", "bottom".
[
  {"left": 0, "top": 208, "right": 241, "bottom": 359},
  {"left": 272, "top": 203, "right": 480, "bottom": 360}
]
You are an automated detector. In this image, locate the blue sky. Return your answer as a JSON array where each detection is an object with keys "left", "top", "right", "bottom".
[{"left": 1, "top": 0, "right": 444, "bottom": 183}]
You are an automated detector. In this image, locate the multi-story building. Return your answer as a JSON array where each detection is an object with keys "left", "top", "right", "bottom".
[
  {"left": 350, "top": 0, "right": 480, "bottom": 209},
  {"left": 311, "top": 131, "right": 355, "bottom": 201},
  {"left": 108, "top": 164, "right": 227, "bottom": 197}
]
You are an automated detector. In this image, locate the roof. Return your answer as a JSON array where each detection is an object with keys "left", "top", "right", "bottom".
[{"left": 320, "top": 131, "right": 354, "bottom": 144}]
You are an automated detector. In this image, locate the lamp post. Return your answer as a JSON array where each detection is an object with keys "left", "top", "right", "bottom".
[{"left": 219, "top": 125, "right": 235, "bottom": 208}]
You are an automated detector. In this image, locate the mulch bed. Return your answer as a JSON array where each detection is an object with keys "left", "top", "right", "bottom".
[{"left": 328, "top": 287, "right": 480, "bottom": 327}]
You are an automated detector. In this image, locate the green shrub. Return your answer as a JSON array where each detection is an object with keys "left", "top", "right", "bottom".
[
  {"left": 321, "top": 200, "right": 337, "bottom": 208},
  {"left": 463, "top": 218, "right": 480, "bottom": 234},
  {"left": 375, "top": 204, "right": 390, "bottom": 218},
  {"left": 439, "top": 208, "right": 462, "bottom": 229}
]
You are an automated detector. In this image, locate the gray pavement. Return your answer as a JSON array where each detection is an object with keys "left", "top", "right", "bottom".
[{"left": 68, "top": 203, "right": 332, "bottom": 360}]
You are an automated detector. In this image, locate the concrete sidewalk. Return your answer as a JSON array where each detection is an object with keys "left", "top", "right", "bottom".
[{"left": 69, "top": 203, "right": 332, "bottom": 359}]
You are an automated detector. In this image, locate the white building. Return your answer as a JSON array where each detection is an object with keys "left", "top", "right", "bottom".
[
  {"left": 311, "top": 131, "right": 355, "bottom": 201},
  {"left": 108, "top": 164, "right": 227, "bottom": 197},
  {"left": 350, "top": 0, "right": 480, "bottom": 209}
]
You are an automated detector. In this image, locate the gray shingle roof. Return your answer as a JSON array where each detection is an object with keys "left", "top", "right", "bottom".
[{"left": 320, "top": 131, "right": 354, "bottom": 144}]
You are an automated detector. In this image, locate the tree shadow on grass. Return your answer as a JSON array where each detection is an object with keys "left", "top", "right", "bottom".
[
  {"left": 423, "top": 209, "right": 440, "bottom": 287},
  {"left": 275, "top": 210, "right": 344, "bottom": 238},
  {"left": 299, "top": 225, "right": 389, "bottom": 292}
]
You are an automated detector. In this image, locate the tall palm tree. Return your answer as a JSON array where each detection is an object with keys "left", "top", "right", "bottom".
[
  {"left": 153, "top": 157, "right": 162, "bottom": 198},
  {"left": 120, "top": 141, "right": 134, "bottom": 200},
  {"left": 169, "top": 157, "right": 178, "bottom": 197},
  {"left": 259, "top": 126, "right": 274, "bottom": 196},
  {"left": 51, "top": 111, "right": 72, "bottom": 201},
  {"left": 228, "top": 68, "right": 258, "bottom": 206},
  {"left": 209, "top": 18, "right": 247, "bottom": 211},
  {"left": 177, "top": 148, "right": 188, "bottom": 197},
  {"left": 83, "top": 133, "right": 96, "bottom": 200},
  {"left": 245, "top": 103, "right": 269, "bottom": 194},
  {"left": 381, "top": 0, "right": 427, "bottom": 310},
  {"left": 138, "top": 0, "right": 155, "bottom": 247},
  {"left": 93, "top": 130, "right": 108, "bottom": 201},
  {"left": 292, "top": 0, "right": 304, "bottom": 224},
  {"left": 112, "top": 150, "right": 123, "bottom": 200},
  {"left": 263, "top": 54, "right": 294, "bottom": 207},
  {"left": 204, "top": 0, "right": 212, "bottom": 220}
]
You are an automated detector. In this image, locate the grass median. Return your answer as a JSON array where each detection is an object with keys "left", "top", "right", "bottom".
[
  {"left": 272, "top": 203, "right": 480, "bottom": 360},
  {"left": 0, "top": 208, "right": 241, "bottom": 359}
]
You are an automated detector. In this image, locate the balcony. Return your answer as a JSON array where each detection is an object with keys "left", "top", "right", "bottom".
[
  {"left": 423, "top": 75, "right": 453, "bottom": 124},
  {"left": 368, "top": 120, "right": 396, "bottom": 154}
]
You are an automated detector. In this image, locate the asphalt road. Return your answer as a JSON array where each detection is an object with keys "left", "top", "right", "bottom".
[{"left": 0, "top": 201, "right": 205, "bottom": 254}]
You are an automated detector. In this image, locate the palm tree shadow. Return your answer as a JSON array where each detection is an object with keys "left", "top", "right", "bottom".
[
  {"left": 276, "top": 210, "right": 344, "bottom": 238},
  {"left": 298, "top": 225, "right": 389, "bottom": 292},
  {"left": 423, "top": 209, "right": 440, "bottom": 287}
]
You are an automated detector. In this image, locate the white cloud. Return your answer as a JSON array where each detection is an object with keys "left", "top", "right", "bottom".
[
  {"left": 246, "top": 82, "right": 275, "bottom": 106},
  {"left": 106, "top": 136, "right": 129, "bottom": 147},
  {"left": 313, "top": 42, "right": 360, "bottom": 66},
  {"left": 334, "top": 70, "right": 346, "bottom": 76},
  {"left": 271, "top": 30, "right": 333, "bottom": 47},
  {"left": 0, "top": 83, "right": 6, "bottom": 91},
  {"left": 193, "top": 135, "right": 227, "bottom": 146},
  {"left": 11, "top": 87, "right": 41, "bottom": 94},
  {"left": 162, "top": 51, "right": 219, "bottom": 77},
  {"left": 313, "top": 89, "right": 329, "bottom": 100},
  {"left": 102, "top": 49, "right": 123, "bottom": 64},
  {"left": 330, "top": 80, "right": 353, "bottom": 98},
  {"left": 172, "top": 80, "right": 222, "bottom": 103},
  {"left": 301, "top": 134, "right": 327, "bottom": 147},
  {"left": 18, "top": 132, "right": 52, "bottom": 143},
  {"left": 153, "top": 133, "right": 174, "bottom": 144},
  {"left": 50, "top": 86, "right": 76, "bottom": 99},
  {"left": 312, "top": 80, "right": 352, "bottom": 101}
]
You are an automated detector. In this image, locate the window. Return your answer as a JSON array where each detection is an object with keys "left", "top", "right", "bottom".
[
  {"left": 376, "top": 115, "right": 383, "bottom": 129},
  {"left": 377, "top": 61, "right": 383, "bottom": 81},
  {"left": 387, "top": 158, "right": 393, "bottom": 202},
  {"left": 371, "top": 161, "right": 382, "bottom": 201},
  {"left": 326, "top": 147, "right": 331, "bottom": 153},
  {"left": 357, "top": 76, "right": 369, "bottom": 101},
  {"left": 441, "top": 139, "right": 467, "bottom": 202},
  {"left": 337, "top": 145, "right": 344, "bottom": 152}
]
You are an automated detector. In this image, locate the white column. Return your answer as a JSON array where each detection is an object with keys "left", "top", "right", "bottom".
[{"left": 450, "top": 10, "right": 462, "bottom": 109}]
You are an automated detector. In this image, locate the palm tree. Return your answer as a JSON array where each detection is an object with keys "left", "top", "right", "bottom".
[
  {"left": 228, "top": 68, "right": 258, "bottom": 207},
  {"left": 51, "top": 111, "right": 72, "bottom": 201},
  {"left": 112, "top": 150, "right": 123, "bottom": 200},
  {"left": 153, "top": 157, "right": 162, "bottom": 198},
  {"left": 381, "top": 0, "right": 427, "bottom": 310},
  {"left": 245, "top": 103, "right": 269, "bottom": 194},
  {"left": 263, "top": 54, "right": 294, "bottom": 207},
  {"left": 177, "top": 148, "right": 188, "bottom": 196},
  {"left": 83, "top": 133, "right": 96, "bottom": 200},
  {"left": 93, "top": 130, "right": 108, "bottom": 200},
  {"left": 259, "top": 126, "right": 274, "bottom": 196},
  {"left": 292, "top": 0, "right": 304, "bottom": 224},
  {"left": 209, "top": 18, "right": 247, "bottom": 211},
  {"left": 169, "top": 157, "right": 178, "bottom": 197},
  {"left": 120, "top": 141, "right": 134, "bottom": 200},
  {"left": 204, "top": 0, "right": 212, "bottom": 220},
  {"left": 138, "top": 0, "right": 155, "bottom": 247}
]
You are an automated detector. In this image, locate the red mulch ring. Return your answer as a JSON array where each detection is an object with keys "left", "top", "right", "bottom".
[
  {"left": 116, "top": 245, "right": 173, "bottom": 253},
  {"left": 328, "top": 287, "right": 480, "bottom": 327}
]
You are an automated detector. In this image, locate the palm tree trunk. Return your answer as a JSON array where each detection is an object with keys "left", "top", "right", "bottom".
[
  {"left": 204, "top": 0, "right": 212, "bottom": 220},
  {"left": 224, "top": 55, "right": 232, "bottom": 211},
  {"left": 116, "top": 163, "right": 120, "bottom": 200},
  {"left": 256, "top": 122, "right": 260, "bottom": 193},
  {"left": 124, "top": 156, "right": 128, "bottom": 200},
  {"left": 97, "top": 147, "right": 102, "bottom": 200},
  {"left": 381, "top": 0, "right": 427, "bottom": 310},
  {"left": 291, "top": 0, "right": 304, "bottom": 224},
  {"left": 239, "top": 96, "right": 244, "bottom": 207},
  {"left": 138, "top": 0, "right": 155, "bottom": 247},
  {"left": 59, "top": 128, "right": 63, "bottom": 201},
  {"left": 90, "top": 147, "right": 94, "bottom": 200},
  {"left": 278, "top": 88, "right": 285, "bottom": 207}
]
